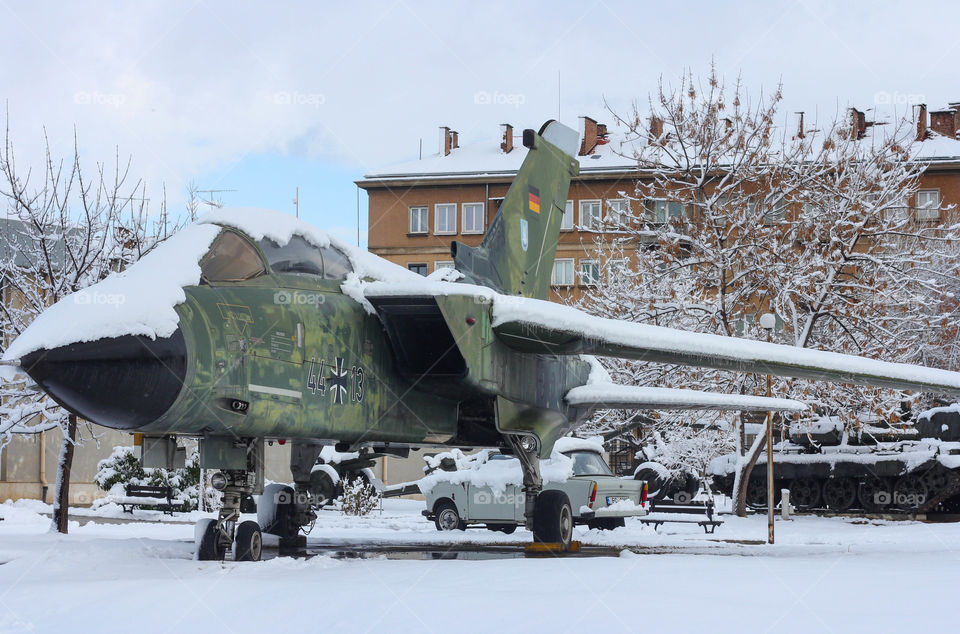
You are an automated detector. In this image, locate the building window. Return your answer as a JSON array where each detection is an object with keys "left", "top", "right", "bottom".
[
  {"left": 916, "top": 190, "right": 940, "bottom": 221},
  {"left": 762, "top": 200, "right": 787, "bottom": 225},
  {"left": 435, "top": 203, "right": 457, "bottom": 235},
  {"left": 462, "top": 202, "right": 485, "bottom": 234},
  {"left": 647, "top": 200, "right": 685, "bottom": 224},
  {"left": 579, "top": 200, "right": 602, "bottom": 231},
  {"left": 884, "top": 197, "right": 910, "bottom": 223},
  {"left": 408, "top": 263, "right": 428, "bottom": 276},
  {"left": 551, "top": 258, "right": 574, "bottom": 286},
  {"left": 434, "top": 261, "right": 455, "bottom": 270},
  {"left": 608, "top": 258, "right": 629, "bottom": 281},
  {"left": 607, "top": 199, "right": 629, "bottom": 228},
  {"left": 409, "top": 206, "right": 429, "bottom": 234},
  {"left": 579, "top": 260, "right": 600, "bottom": 286},
  {"left": 561, "top": 200, "right": 574, "bottom": 230}
]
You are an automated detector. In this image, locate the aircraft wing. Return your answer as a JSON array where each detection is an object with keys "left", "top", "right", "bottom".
[
  {"left": 566, "top": 383, "right": 807, "bottom": 412},
  {"left": 492, "top": 296, "right": 960, "bottom": 397}
]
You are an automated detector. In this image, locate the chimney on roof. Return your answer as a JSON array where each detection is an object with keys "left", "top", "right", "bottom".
[
  {"left": 849, "top": 108, "right": 867, "bottom": 140},
  {"left": 579, "top": 116, "right": 598, "bottom": 156},
  {"left": 930, "top": 108, "right": 958, "bottom": 139},
  {"left": 440, "top": 126, "right": 451, "bottom": 156},
  {"left": 796, "top": 112, "right": 805, "bottom": 139},
  {"left": 500, "top": 123, "right": 513, "bottom": 153},
  {"left": 649, "top": 115, "right": 664, "bottom": 144},
  {"left": 451, "top": 130, "right": 459, "bottom": 149},
  {"left": 916, "top": 104, "right": 928, "bottom": 142}
]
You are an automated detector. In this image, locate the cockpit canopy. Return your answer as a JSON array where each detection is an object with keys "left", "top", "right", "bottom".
[{"left": 200, "top": 228, "right": 352, "bottom": 284}]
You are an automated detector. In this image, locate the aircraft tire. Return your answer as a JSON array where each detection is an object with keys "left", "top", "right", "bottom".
[
  {"left": 258, "top": 483, "right": 297, "bottom": 539},
  {"left": 234, "top": 520, "right": 263, "bottom": 562},
  {"left": 196, "top": 518, "right": 225, "bottom": 561},
  {"left": 533, "top": 490, "right": 573, "bottom": 549}
]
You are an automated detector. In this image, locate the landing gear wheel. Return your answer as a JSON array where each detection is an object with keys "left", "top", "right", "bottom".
[
  {"left": 745, "top": 479, "right": 768, "bottom": 509},
  {"left": 822, "top": 478, "right": 857, "bottom": 512},
  {"left": 434, "top": 500, "right": 465, "bottom": 531},
  {"left": 587, "top": 518, "right": 625, "bottom": 531},
  {"left": 485, "top": 523, "right": 517, "bottom": 534},
  {"left": 893, "top": 475, "right": 928, "bottom": 511},
  {"left": 533, "top": 490, "right": 573, "bottom": 549},
  {"left": 858, "top": 478, "right": 891, "bottom": 512},
  {"left": 258, "top": 483, "right": 298, "bottom": 539},
  {"left": 788, "top": 478, "right": 822, "bottom": 511},
  {"left": 196, "top": 518, "right": 225, "bottom": 561},
  {"left": 234, "top": 521, "right": 263, "bottom": 562}
]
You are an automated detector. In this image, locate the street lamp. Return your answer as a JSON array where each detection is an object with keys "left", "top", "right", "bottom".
[{"left": 759, "top": 312, "right": 777, "bottom": 545}]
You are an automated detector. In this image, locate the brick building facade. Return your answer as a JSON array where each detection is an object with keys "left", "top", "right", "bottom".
[{"left": 359, "top": 108, "right": 960, "bottom": 305}]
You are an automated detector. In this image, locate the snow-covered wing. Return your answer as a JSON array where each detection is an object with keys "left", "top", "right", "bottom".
[
  {"left": 493, "top": 296, "right": 960, "bottom": 396},
  {"left": 566, "top": 384, "right": 806, "bottom": 412}
]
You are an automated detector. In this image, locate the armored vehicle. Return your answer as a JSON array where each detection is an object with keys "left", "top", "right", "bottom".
[{"left": 708, "top": 409, "right": 960, "bottom": 513}]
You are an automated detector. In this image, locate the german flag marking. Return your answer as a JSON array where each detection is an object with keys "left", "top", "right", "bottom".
[{"left": 528, "top": 186, "right": 540, "bottom": 213}]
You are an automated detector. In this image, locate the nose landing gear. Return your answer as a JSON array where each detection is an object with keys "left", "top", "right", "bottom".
[{"left": 195, "top": 438, "right": 265, "bottom": 562}]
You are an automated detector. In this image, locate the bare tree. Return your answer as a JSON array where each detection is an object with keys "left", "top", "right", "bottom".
[
  {"left": 0, "top": 116, "right": 177, "bottom": 533},
  {"left": 580, "top": 67, "right": 960, "bottom": 514}
]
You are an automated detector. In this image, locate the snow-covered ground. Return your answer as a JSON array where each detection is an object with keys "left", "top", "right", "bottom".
[{"left": 1, "top": 498, "right": 958, "bottom": 633}]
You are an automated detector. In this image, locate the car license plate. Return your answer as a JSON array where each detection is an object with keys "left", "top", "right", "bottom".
[{"left": 606, "top": 495, "right": 628, "bottom": 505}]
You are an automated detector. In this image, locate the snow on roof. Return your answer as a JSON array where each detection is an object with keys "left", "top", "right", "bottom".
[
  {"left": 360, "top": 116, "right": 960, "bottom": 183},
  {"left": 553, "top": 435, "right": 605, "bottom": 454},
  {"left": 417, "top": 446, "right": 575, "bottom": 495}
]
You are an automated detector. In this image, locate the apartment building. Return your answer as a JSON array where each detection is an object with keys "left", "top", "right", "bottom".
[{"left": 358, "top": 108, "right": 960, "bottom": 305}]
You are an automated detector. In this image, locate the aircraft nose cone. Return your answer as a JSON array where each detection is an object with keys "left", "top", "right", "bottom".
[{"left": 20, "top": 329, "right": 188, "bottom": 430}]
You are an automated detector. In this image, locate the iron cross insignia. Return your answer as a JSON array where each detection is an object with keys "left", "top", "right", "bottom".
[{"left": 328, "top": 357, "right": 349, "bottom": 405}]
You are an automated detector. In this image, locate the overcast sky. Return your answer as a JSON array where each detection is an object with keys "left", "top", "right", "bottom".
[{"left": 2, "top": 0, "right": 958, "bottom": 245}]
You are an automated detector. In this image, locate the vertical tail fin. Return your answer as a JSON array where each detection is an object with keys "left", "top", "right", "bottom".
[{"left": 452, "top": 121, "right": 580, "bottom": 299}]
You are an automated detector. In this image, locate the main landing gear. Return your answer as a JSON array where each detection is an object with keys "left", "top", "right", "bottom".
[{"left": 505, "top": 433, "right": 573, "bottom": 551}]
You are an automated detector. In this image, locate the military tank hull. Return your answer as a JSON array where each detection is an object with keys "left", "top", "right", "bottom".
[{"left": 708, "top": 409, "right": 960, "bottom": 514}]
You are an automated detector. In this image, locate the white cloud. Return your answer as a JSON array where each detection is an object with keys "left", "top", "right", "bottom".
[{"left": 1, "top": 0, "right": 958, "bottom": 211}]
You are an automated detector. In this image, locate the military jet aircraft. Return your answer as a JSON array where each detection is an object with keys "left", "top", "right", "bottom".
[{"left": 4, "top": 120, "right": 960, "bottom": 559}]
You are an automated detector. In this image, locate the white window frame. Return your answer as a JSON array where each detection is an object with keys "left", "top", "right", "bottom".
[
  {"left": 551, "top": 258, "right": 575, "bottom": 286},
  {"left": 561, "top": 200, "right": 574, "bottom": 231},
  {"left": 579, "top": 259, "right": 600, "bottom": 286},
  {"left": 461, "top": 202, "right": 485, "bottom": 234},
  {"left": 884, "top": 197, "right": 910, "bottom": 223},
  {"left": 608, "top": 258, "right": 629, "bottom": 281},
  {"left": 916, "top": 189, "right": 940, "bottom": 222},
  {"left": 606, "top": 199, "right": 629, "bottom": 228},
  {"left": 648, "top": 199, "right": 685, "bottom": 224},
  {"left": 434, "top": 203, "right": 457, "bottom": 235},
  {"left": 434, "top": 260, "right": 455, "bottom": 270},
  {"left": 579, "top": 200, "right": 602, "bottom": 231},
  {"left": 408, "top": 206, "right": 429, "bottom": 234}
]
